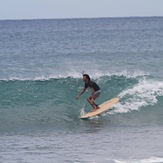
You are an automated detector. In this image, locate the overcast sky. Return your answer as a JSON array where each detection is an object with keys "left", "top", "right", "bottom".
[{"left": 0, "top": 0, "right": 163, "bottom": 20}]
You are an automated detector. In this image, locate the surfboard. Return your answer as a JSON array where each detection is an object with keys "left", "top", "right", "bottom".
[{"left": 80, "top": 97, "right": 119, "bottom": 119}]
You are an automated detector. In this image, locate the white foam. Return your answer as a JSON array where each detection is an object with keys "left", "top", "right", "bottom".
[
  {"left": 82, "top": 70, "right": 147, "bottom": 80},
  {"left": 79, "top": 107, "right": 86, "bottom": 116},
  {"left": 139, "top": 157, "right": 163, "bottom": 163},
  {"left": 110, "top": 78, "right": 163, "bottom": 114},
  {"left": 1, "top": 70, "right": 148, "bottom": 81},
  {"left": 113, "top": 157, "right": 163, "bottom": 163}
]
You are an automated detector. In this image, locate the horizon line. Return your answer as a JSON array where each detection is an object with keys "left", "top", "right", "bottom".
[{"left": 0, "top": 15, "right": 163, "bottom": 21}]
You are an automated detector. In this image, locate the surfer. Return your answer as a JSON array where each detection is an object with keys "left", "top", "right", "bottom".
[{"left": 76, "top": 74, "right": 101, "bottom": 112}]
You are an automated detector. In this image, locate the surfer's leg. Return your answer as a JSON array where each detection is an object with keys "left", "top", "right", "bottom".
[
  {"left": 87, "top": 96, "right": 97, "bottom": 109},
  {"left": 92, "top": 91, "right": 101, "bottom": 109},
  {"left": 93, "top": 101, "right": 100, "bottom": 109},
  {"left": 87, "top": 96, "right": 100, "bottom": 112}
]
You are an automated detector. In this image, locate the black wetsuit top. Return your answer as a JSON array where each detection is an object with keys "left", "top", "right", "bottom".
[{"left": 84, "top": 80, "right": 100, "bottom": 92}]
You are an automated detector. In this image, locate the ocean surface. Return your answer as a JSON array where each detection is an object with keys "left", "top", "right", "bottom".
[{"left": 0, "top": 17, "right": 163, "bottom": 163}]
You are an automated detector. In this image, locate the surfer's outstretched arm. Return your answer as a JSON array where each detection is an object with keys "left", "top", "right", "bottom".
[{"left": 76, "top": 88, "right": 86, "bottom": 100}]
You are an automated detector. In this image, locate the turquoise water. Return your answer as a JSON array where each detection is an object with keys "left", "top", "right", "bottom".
[{"left": 0, "top": 17, "right": 163, "bottom": 163}]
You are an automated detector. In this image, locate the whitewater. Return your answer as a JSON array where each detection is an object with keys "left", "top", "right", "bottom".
[{"left": 0, "top": 17, "right": 163, "bottom": 163}]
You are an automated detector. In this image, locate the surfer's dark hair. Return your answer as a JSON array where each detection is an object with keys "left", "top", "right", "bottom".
[{"left": 83, "top": 74, "right": 90, "bottom": 81}]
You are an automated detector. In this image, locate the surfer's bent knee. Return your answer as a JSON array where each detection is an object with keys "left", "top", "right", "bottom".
[{"left": 87, "top": 97, "right": 91, "bottom": 102}]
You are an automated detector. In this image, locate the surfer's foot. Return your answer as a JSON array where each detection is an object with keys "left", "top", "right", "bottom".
[
  {"left": 91, "top": 106, "right": 100, "bottom": 112},
  {"left": 95, "top": 104, "right": 100, "bottom": 109},
  {"left": 91, "top": 109, "right": 97, "bottom": 112}
]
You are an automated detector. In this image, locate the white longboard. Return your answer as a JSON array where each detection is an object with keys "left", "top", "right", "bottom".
[{"left": 80, "top": 97, "right": 119, "bottom": 119}]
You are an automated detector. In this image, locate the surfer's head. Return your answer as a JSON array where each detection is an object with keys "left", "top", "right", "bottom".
[{"left": 83, "top": 74, "right": 90, "bottom": 83}]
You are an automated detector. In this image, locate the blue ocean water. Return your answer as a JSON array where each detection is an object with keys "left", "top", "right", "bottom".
[{"left": 0, "top": 17, "right": 163, "bottom": 163}]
